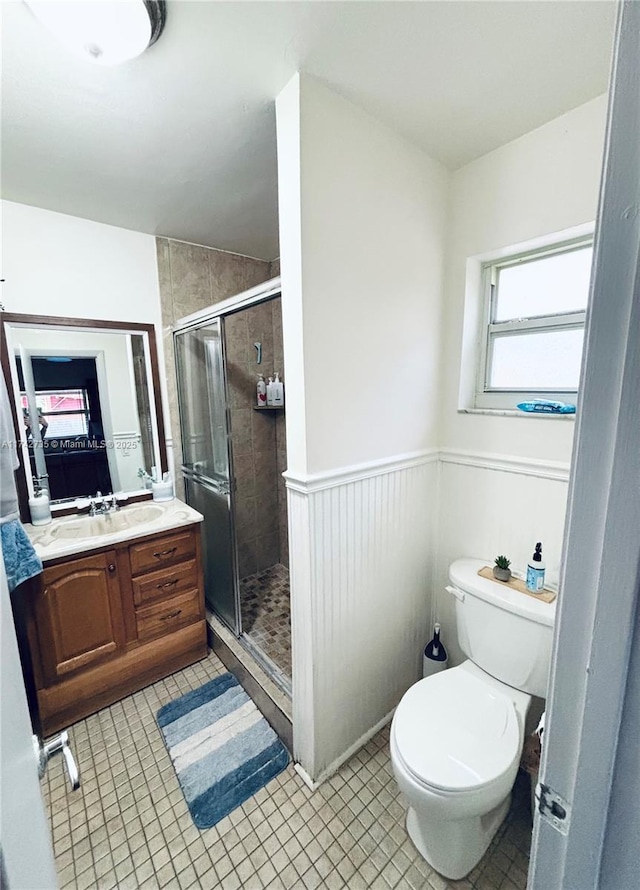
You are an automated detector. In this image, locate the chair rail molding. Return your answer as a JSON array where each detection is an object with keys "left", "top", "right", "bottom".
[
  {"left": 439, "top": 448, "right": 571, "bottom": 482},
  {"left": 283, "top": 448, "right": 439, "bottom": 493}
]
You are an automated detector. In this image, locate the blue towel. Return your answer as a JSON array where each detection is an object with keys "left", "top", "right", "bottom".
[{"left": 1, "top": 520, "right": 43, "bottom": 592}]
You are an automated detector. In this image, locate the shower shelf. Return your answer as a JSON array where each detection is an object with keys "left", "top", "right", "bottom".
[{"left": 253, "top": 406, "right": 284, "bottom": 412}]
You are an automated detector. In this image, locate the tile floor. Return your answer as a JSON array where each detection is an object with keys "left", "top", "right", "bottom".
[
  {"left": 43, "top": 650, "right": 532, "bottom": 890},
  {"left": 240, "top": 564, "right": 291, "bottom": 681}
]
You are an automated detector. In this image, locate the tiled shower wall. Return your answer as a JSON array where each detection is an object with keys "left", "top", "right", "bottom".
[
  {"left": 155, "top": 237, "right": 270, "bottom": 498},
  {"left": 225, "top": 297, "right": 288, "bottom": 576}
]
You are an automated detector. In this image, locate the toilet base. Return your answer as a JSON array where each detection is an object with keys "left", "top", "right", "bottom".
[{"left": 406, "top": 793, "right": 511, "bottom": 880}]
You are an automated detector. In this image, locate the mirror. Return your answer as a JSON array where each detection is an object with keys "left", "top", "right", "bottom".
[{"left": 1, "top": 314, "right": 167, "bottom": 519}]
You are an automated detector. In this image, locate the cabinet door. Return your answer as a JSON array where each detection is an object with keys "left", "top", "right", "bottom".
[{"left": 36, "top": 550, "right": 125, "bottom": 685}]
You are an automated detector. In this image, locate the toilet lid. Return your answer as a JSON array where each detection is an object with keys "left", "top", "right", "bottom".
[{"left": 393, "top": 669, "right": 520, "bottom": 793}]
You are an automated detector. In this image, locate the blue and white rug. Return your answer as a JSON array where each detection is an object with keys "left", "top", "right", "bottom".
[{"left": 157, "top": 672, "right": 289, "bottom": 829}]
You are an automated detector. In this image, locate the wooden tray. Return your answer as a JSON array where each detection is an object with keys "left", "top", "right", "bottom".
[{"left": 478, "top": 566, "right": 557, "bottom": 603}]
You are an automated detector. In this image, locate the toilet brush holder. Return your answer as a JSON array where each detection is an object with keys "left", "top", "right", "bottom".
[
  {"left": 423, "top": 651, "right": 448, "bottom": 678},
  {"left": 422, "top": 622, "right": 448, "bottom": 678}
]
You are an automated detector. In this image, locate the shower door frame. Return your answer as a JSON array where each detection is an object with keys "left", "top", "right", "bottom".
[
  {"left": 173, "top": 277, "right": 283, "bottom": 645},
  {"left": 175, "top": 317, "right": 241, "bottom": 632}
]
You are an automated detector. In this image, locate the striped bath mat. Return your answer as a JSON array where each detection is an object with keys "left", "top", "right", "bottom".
[{"left": 157, "top": 673, "right": 289, "bottom": 829}]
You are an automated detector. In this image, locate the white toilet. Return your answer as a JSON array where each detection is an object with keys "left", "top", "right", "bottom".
[{"left": 390, "top": 557, "right": 556, "bottom": 880}]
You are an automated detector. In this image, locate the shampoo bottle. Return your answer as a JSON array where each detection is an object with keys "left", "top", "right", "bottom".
[
  {"left": 266, "top": 376, "right": 275, "bottom": 406},
  {"left": 272, "top": 372, "right": 284, "bottom": 407},
  {"left": 257, "top": 375, "right": 267, "bottom": 407},
  {"left": 526, "top": 542, "right": 546, "bottom": 592}
]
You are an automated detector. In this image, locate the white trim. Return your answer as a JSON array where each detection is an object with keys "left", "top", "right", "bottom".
[
  {"left": 530, "top": 4, "right": 640, "bottom": 887},
  {"left": 439, "top": 449, "right": 570, "bottom": 482},
  {"left": 458, "top": 408, "right": 575, "bottom": 421},
  {"left": 283, "top": 449, "right": 439, "bottom": 493},
  {"left": 464, "top": 225, "right": 595, "bottom": 413},
  {"left": 294, "top": 709, "right": 395, "bottom": 790},
  {"left": 284, "top": 448, "right": 568, "bottom": 495},
  {"left": 110, "top": 431, "right": 141, "bottom": 441},
  {"left": 94, "top": 350, "right": 119, "bottom": 490},
  {"left": 293, "top": 762, "right": 318, "bottom": 791},
  {"left": 471, "top": 222, "right": 596, "bottom": 266},
  {"left": 174, "top": 276, "right": 282, "bottom": 331}
]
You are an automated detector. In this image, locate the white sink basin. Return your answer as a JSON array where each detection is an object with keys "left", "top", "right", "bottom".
[{"left": 50, "top": 504, "right": 164, "bottom": 541}]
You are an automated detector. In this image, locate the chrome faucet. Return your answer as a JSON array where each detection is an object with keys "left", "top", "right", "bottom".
[
  {"left": 89, "top": 491, "right": 102, "bottom": 516},
  {"left": 89, "top": 491, "right": 116, "bottom": 516}
]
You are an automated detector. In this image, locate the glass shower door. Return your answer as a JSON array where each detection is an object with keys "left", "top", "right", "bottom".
[{"left": 174, "top": 320, "right": 239, "bottom": 633}]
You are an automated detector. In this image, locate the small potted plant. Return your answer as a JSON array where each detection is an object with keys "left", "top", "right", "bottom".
[{"left": 493, "top": 555, "right": 512, "bottom": 582}]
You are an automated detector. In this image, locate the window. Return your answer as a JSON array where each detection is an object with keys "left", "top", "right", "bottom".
[
  {"left": 476, "top": 237, "right": 593, "bottom": 409},
  {"left": 21, "top": 389, "right": 90, "bottom": 439}
]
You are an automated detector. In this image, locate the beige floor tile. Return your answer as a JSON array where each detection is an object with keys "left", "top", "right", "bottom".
[{"left": 43, "top": 650, "right": 532, "bottom": 890}]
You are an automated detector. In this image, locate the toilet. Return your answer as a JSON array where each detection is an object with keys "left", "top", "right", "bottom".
[{"left": 390, "top": 557, "right": 556, "bottom": 880}]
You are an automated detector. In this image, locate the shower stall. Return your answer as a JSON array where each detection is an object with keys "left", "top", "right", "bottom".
[{"left": 174, "top": 284, "right": 291, "bottom": 693}]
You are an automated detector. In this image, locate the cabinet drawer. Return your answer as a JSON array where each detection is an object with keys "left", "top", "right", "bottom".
[
  {"left": 132, "top": 558, "right": 198, "bottom": 607},
  {"left": 129, "top": 531, "right": 196, "bottom": 576},
  {"left": 135, "top": 588, "right": 202, "bottom": 642}
]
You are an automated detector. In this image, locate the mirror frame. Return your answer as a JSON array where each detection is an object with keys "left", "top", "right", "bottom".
[{"left": 1, "top": 312, "right": 168, "bottom": 522}]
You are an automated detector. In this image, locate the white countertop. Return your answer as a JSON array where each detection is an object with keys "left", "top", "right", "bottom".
[{"left": 25, "top": 498, "right": 204, "bottom": 563}]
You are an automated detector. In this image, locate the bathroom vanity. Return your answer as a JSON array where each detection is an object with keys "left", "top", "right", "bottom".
[{"left": 24, "top": 500, "right": 207, "bottom": 735}]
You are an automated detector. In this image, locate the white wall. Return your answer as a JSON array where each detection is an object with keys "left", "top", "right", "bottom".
[
  {"left": 0, "top": 200, "right": 169, "bottom": 480},
  {"left": 433, "top": 96, "right": 607, "bottom": 664},
  {"left": 277, "top": 74, "right": 448, "bottom": 780},
  {"left": 281, "top": 75, "right": 448, "bottom": 477},
  {"left": 1, "top": 201, "right": 161, "bottom": 327},
  {"left": 441, "top": 95, "right": 606, "bottom": 462}
]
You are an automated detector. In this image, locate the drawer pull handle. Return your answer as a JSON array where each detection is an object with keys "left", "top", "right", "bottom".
[
  {"left": 153, "top": 547, "right": 177, "bottom": 559},
  {"left": 157, "top": 579, "right": 178, "bottom": 590},
  {"left": 108, "top": 564, "right": 116, "bottom": 573},
  {"left": 160, "top": 609, "right": 182, "bottom": 621}
]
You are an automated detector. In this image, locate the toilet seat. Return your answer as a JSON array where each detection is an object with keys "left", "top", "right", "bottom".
[{"left": 393, "top": 667, "right": 521, "bottom": 794}]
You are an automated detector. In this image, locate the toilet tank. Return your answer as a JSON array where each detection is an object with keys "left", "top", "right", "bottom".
[{"left": 448, "top": 558, "right": 556, "bottom": 697}]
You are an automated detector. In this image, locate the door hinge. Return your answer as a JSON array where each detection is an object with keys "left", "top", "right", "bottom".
[{"left": 536, "top": 782, "right": 571, "bottom": 835}]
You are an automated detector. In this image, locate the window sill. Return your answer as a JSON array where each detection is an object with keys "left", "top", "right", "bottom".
[{"left": 459, "top": 408, "right": 576, "bottom": 420}]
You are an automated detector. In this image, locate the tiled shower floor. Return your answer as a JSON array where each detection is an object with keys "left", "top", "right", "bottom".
[
  {"left": 43, "top": 650, "right": 532, "bottom": 890},
  {"left": 240, "top": 563, "right": 291, "bottom": 681}
]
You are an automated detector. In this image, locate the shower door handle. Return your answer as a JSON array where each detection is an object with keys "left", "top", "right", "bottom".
[{"left": 188, "top": 473, "right": 231, "bottom": 498}]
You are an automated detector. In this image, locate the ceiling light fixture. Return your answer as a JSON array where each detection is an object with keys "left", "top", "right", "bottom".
[{"left": 24, "top": 0, "right": 166, "bottom": 66}]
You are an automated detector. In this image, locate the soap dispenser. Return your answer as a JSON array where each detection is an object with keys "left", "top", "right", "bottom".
[
  {"left": 29, "top": 478, "right": 52, "bottom": 526},
  {"left": 271, "top": 372, "right": 284, "bottom": 407},
  {"left": 526, "top": 542, "right": 546, "bottom": 592},
  {"left": 266, "top": 376, "right": 275, "bottom": 406}
]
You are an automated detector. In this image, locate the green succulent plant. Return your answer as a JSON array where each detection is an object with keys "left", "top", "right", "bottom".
[{"left": 494, "top": 555, "right": 511, "bottom": 570}]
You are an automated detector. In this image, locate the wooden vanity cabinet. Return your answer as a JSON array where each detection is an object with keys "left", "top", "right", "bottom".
[
  {"left": 28, "top": 524, "right": 207, "bottom": 736},
  {"left": 34, "top": 549, "right": 126, "bottom": 687}
]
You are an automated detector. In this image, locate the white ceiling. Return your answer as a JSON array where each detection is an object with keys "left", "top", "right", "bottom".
[{"left": 1, "top": 1, "right": 615, "bottom": 261}]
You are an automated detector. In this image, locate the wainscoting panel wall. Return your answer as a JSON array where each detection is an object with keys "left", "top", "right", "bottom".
[
  {"left": 286, "top": 452, "right": 438, "bottom": 783},
  {"left": 434, "top": 450, "right": 571, "bottom": 665}
]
